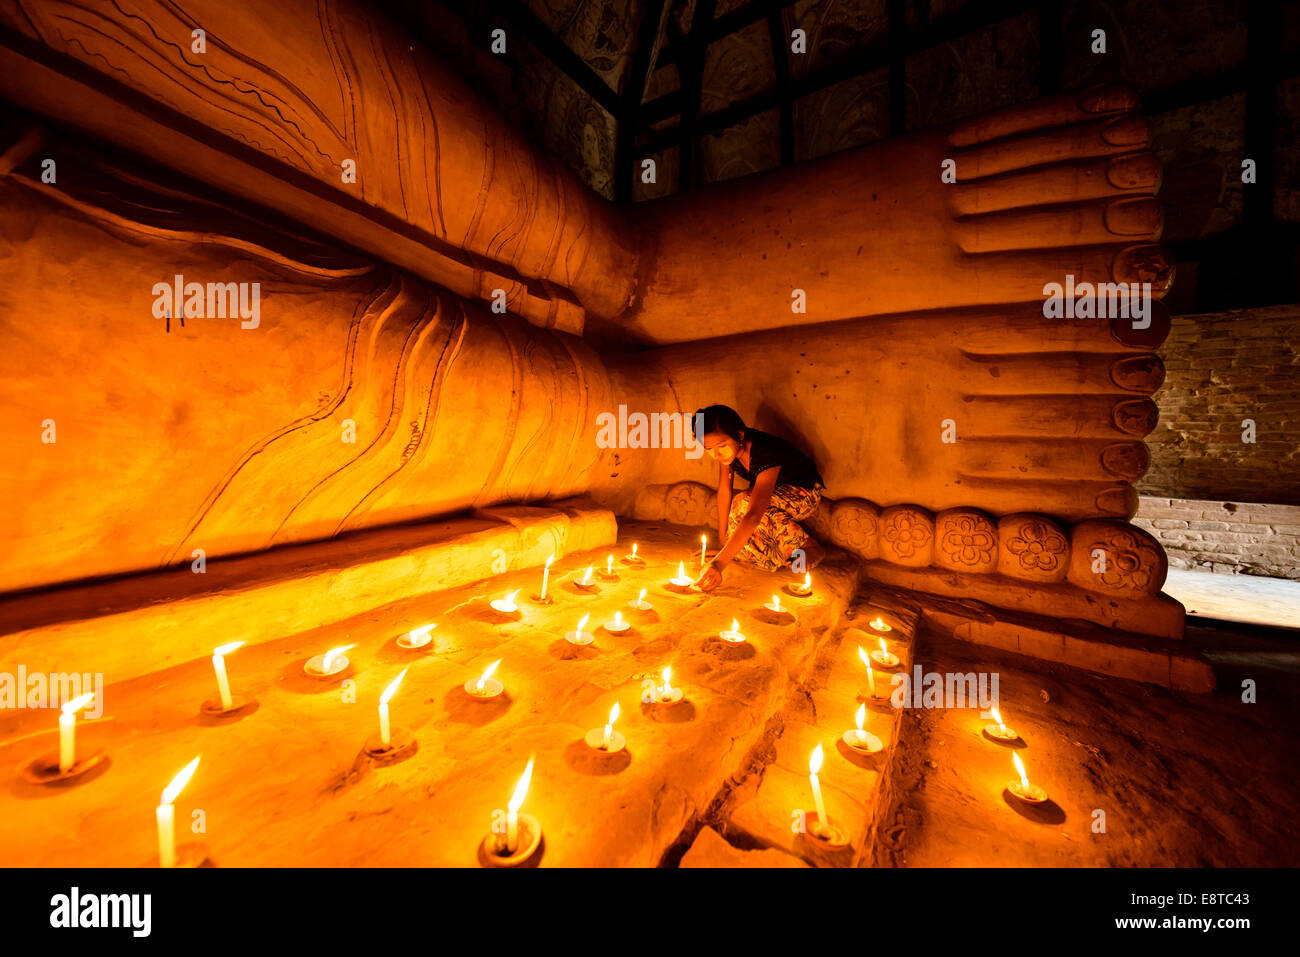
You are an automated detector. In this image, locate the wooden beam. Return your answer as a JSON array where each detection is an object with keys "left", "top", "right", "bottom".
[
  {"left": 767, "top": 4, "right": 794, "bottom": 165},
  {"left": 617, "top": 0, "right": 669, "bottom": 202},
  {"left": 679, "top": 0, "right": 719, "bottom": 190}
]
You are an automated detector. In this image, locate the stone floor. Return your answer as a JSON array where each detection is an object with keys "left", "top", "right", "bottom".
[
  {"left": 0, "top": 520, "right": 900, "bottom": 868},
  {"left": 1163, "top": 568, "right": 1300, "bottom": 630}
]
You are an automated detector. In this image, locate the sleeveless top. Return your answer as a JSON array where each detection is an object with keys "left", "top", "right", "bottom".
[{"left": 729, "top": 429, "right": 825, "bottom": 490}]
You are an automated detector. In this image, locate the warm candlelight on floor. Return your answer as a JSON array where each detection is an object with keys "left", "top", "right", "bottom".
[
  {"left": 808, "top": 743, "right": 829, "bottom": 836},
  {"left": 1008, "top": 752, "right": 1047, "bottom": 803},
  {"left": 502, "top": 756, "right": 534, "bottom": 856},
  {"left": 585, "top": 701, "right": 625, "bottom": 754},
  {"left": 670, "top": 561, "right": 693, "bottom": 588},
  {"left": 540, "top": 554, "right": 554, "bottom": 600},
  {"left": 490, "top": 589, "right": 521, "bottom": 615},
  {"left": 210, "top": 640, "right": 244, "bottom": 710},
  {"left": 566, "top": 612, "right": 593, "bottom": 645},
  {"left": 306, "top": 643, "right": 354, "bottom": 677},
  {"left": 156, "top": 756, "right": 199, "bottom": 869},
  {"left": 764, "top": 593, "right": 792, "bottom": 618},
  {"left": 599, "top": 554, "right": 619, "bottom": 580},
  {"left": 657, "top": 665, "right": 682, "bottom": 703},
  {"left": 377, "top": 666, "right": 409, "bottom": 748},
  {"left": 699, "top": 534, "right": 708, "bottom": 572},
  {"left": 720, "top": 618, "right": 746, "bottom": 643},
  {"left": 858, "top": 646, "right": 878, "bottom": 697},
  {"left": 786, "top": 572, "right": 813, "bottom": 597},
  {"left": 984, "top": 706, "right": 1019, "bottom": 742},
  {"left": 869, "top": 616, "right": 893, "bottom": 633},
  {"left": 843, "top": 702, "right": 883, "bottom": 753},
  {"left": 629, "top": 588, "right": 652, "bottom": 611},
  {"left": 399, "top": 624, "right": 435, "bottom": 649},
  {"left": 871, "top": 636, "right": 899, "bottom": 668},
  {"left": 604, "top": 610, "right": 630, "bottom": 633},
  {"left": 466, "top": 659, "right": 503, "bottom": 699},
  {"left": 58, "top": 693, "right": 95, "bottom": 773},
  {"left": 603, "top": 702, "right": 619, "bottom": 749}
]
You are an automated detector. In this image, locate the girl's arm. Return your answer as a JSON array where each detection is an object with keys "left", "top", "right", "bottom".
[
  {"left": 716, "top": 460, "right": 733, "bottom": 542},
  {"left": 712, "top": 467, "right": 779, "bottom": 568}
]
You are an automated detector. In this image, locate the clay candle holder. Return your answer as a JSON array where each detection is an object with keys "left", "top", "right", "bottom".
[
  {"left": 842, "top": 703, "right": 883, "bottom": 754},
  {"left": 867, "top": 616, "right": 894, "bottom": 634},
  {"left": 870, "top": 637, "right": 900, "bottom": 669},
  {"left": 531, "top": 554, "right": 555, "bottom": 605},
  {"left": 719, "top": 618, "right": 747, "bottom": 643},
  {"left": 565, "top": 613, "right": 594, "bottom": 646},
  {"left": 621, "top": 542, "right": 645, "bottom": 566},
  {"left": 597, "top": 555, "right": 620, "bottom": 582},
  {"left": 464, "top": 659, "right": 504, "bottom": 700},
  {"left": 983, "top": 707, "right": 1020, "bottom": 743},
  {"left": 304, "top": 643, "right": 354, "bottom": 678},
  {"left": 482, "top": 757, "right": 542, "bottom": 867},
  {"left": 783, "top": 573, "right": 814, "bottom": 598},
  {"left": 490, "top": 590, "right": 522, "bottom": 618},
  {"left": 397, "top": 624, "right": 435, "bottom": 649},
  {"left": 667, "top": 561, "right": 696, "bottom": 593},
  {"left": 200, "top": 641, "right": 255, "bottom": 716},
  {"left": 1006, "top": 752, "right": 1048, "bottom": 804},
  {"left": 603, "top": 611, "right": 631, "bottom": 635},
  {"left": 644, "top": 666, "right": 683, "bottom": 705},
  {"left": 22, "top": 693, "right": 104, "bottom": 785},
  {"left": 365, "top": 667, "right": 414, "bottom": 757},
  {"left": 764, "top": 593, "right": 795, "bottom": 622},
  {"left": 584, "top": 703, "right": 625, "bottom": 754},
  {"left": 573, "top": 566, "right": 599, "bottom": 593},
  {"left": 628, "top": 588, "right": 653, "bottom": 612}
]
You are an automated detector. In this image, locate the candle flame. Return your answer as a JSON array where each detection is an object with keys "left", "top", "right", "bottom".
[
  {"left": 991, "top": 706, "right": 1005, "bottom": 730},
  {"left": 61, "top": 692, "right": 94, "bottom": 716},
  {"left": 582, "top": 566, "right": 593, "bottom": 584},
  {"left": 772, "top": 593, "right": 781, "bottom": 611},
  {"left": 408, "top": 624, "right": 435, "bottom": 641},
  {"left": 637, "top": 588, "right": 647, "bottom": 602},
  {"left": 479, "top": 659, "right": 501, "bottom": 687},
  {"left": 804, "top": 573, "right": 811, "bottom": 589},
  {"left": 870, "top": 616, "right": 888, "bottom": 630},
  {"left": 878, "top": 637, "right": 888, "bottom": 655},
  {"left": 731, "top": 618, "right": 740, "bottom": 632},
  {"left": 1012, "top": 752, "right": 1030, "bottom": 789},
  {"left": 161, "top": 756, "right": 200, "bottom": 805},
  {"left": 614, "top": 611, "right": 624, "bottom": 626},
  {"left": 545, "top": 554, "right": 555, "bottom": 568},
  {"left": 856, "top": 703, "right": 866, "bottom": 731},
  {"left": 809, "top": 743, "right": 824, "bottom": 776},
  {"left": 322, "top": 644, "right": 355, "bottom": 670},
  {"left": 632, "top": 543, "right": 638, "bottom": 557},
  {"left": 858, "top": 646, "right": 870, "bottom": 668},
  {"left": 607, "top": 701, "right": 620, "bottom": 726},
  {"left": 676, "top": 561, "right": 687, "bottom": 580},
  {"left": 606, "top": 555, "right": 613, "bottom": 573},
  {"left": 213, "top": 640, "right": 244, "bottom": 657},
  {"left": 662, "top": 665, "right": 672, "bottom": 686},
  {"left": 508, "top": 757, "right": 534, "bottom": 813},
  {"left": 505, "top": 589, "right": 520, "bottom": 604},
  {"left": 577, "top": 613, "right": 590, "bottom": 632},
  {"left": 701, "top": 534, "right": 707, "bottom": 545},
  {"left": 380, "top": 666, "right": 409, "bottom": 706}
]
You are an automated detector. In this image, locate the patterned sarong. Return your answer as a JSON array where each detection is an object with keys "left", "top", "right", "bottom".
[{"left": 726, "top": 484, "right": 822, "bottom": 572}]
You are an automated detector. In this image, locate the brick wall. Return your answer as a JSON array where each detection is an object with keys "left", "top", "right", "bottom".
[
  {"left": 1134, "top": 497, "right": 1300, "bottom": 580},
  {"left": 1139, "top": 304, "right": 1300, "bottom": 504}
]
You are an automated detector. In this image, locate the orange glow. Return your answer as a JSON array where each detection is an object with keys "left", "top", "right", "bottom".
[
  {"left": 855, "top": 703, "right": 866, "bottom": 732},
  {"left": 576, "top": 613, "right": 590, "bottom": 633},
  {"left": 61, "top": 692, "right": 95, "bottom": 716},
  {"left": 477, "top": 659, "right": 501, "bottom": 691},
  {"left": 809, "top": 742, "right": 824, "bottom": 775},
  {"left": 322, "top": 644, "right": 355, "bottom": 671},
  {"left": 380, "top": 666, "right": 409, "bottom": 706},
  {"left": 509, "top": 757, "right": 534, "bottom": 814},
  {"left": 1012, "top": 752, "right": 1030, "bottom": 789},
  {"left": 161, "top": 756, "right": 200, "bottom": 805},
  {"left": 213, "top": 640, "right": 244, "bottom": 657}
]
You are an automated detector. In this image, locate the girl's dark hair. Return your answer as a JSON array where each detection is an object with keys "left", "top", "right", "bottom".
[{"left": 694, "top": 404, "right": 746, "bottom": 442}]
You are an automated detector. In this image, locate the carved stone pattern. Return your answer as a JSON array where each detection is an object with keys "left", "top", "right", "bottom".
[
  {"left": 1005, "top": 520, "right": 1068, "bottom": 572},
  {"left": 881, "top": 508, "right": 933, "bottom": 558},
  {"left": 939, "top": 515, "right": 997, "bottom": 567},
  {"left": 829, "top": 500, "right": 879, "bottom": 550}
]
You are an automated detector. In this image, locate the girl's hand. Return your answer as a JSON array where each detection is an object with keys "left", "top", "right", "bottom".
[{"left": 696, "top": 563, "right": 723, "bottom": 592}]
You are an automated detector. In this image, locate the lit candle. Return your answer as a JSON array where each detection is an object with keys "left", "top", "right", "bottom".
[
  {"left": 322, "top": 644, "right": 354, "bottom": 673},
  {"left": 631, "top": 543, "right": 639, "bottom": 561},
  {"left": 858, "top": 646, "right": 877, "bottom": 696},
  {"left": 659, "top": 666, "right": 675, "bottom": 701},
  {"left": 566, "top": 613, "right": 593, "bottom": 645},
  {"left": 582, "top": 566, "right": 594, "bottom": 585},
  {"left": 401, "top": 624, "right": 435, "bottom": 648},
  {"left": 700, "top": 534, "right": 707, "bottom": 572},
  {"left": 809, "top": 743, "right": 828, "bottom": 833},
  {"left": 602, "top": 702, "right": 620, "bottom": 750},
  {"left": 541, "top": 554, "right": 554, "bottom": 600},
  {"left": 720, "top": 618, "right": 746, "bottom": 643},
  {"left": 490, "top": 589, "right": 521, "bottom": 614},
  {"left": 801, "top": 573, "right": 812, "bottom": 594},
  {"left": 842, "top": 702, "right": 882, "bottom": 753},
  {"left": 476, "top": 659, "right": 501, "bottom": 695},
  {"left": 58, "top": 693, "right": 94, "bottom": 773},
  {"left": 871, "top": 636, "right": 899, "bottom": 668},
  {"left": 984, "top": 706, "right": 1019, "bottom": 741},
  {"left": 378, "top": 666, "right": 409, "bottom": 748},
  {"left": 671, "top": 561, "right": 693, "bottom": 586},
  {"left": 629, "top": 588, "right": 652, "bottom": 612},
  {"left": 157, "top": 757, "right": 199, "bottom": 868},
  {"left": 869, "top": 616, "right": 893, "bottom": 633},
  {"left": 1014, "top": 752, "right": 1029, "bottom": 790},
  {"left": 506, "top": 756, "right": 534, "bottom": 853},
  {"left": 604, "top": 610, "right": 629, "bottom": 634},
  {"left": 1008, "top": 752, "right": 1047, "bottom": 802},
  {"left": 211, "top": 641, "right": 244, "bottom": 711},
  {"left": 606, "top": 555, "right": 613, "bottom": 575}
]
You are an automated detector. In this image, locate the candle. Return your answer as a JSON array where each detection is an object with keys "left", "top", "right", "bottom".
[
  {"left": 541, "top": 554, "right": 554, "bottom": 600},
  {"left": 582, "top": 566, "right": 593, "bottom": 585},
  {"left": 809, "top": 743, "right": 827, "bottom": 832},
  {"left": 720, "top": 618, "right": 746, "bottom": 643},
  {"left": 671, "top": 561, "right": 693, "bottom": 586},
  {"left": 606, "top": 555, "right": 613, "bottom": 575},
  {"left": 378, "top": 666, "right": 409, "bottom": 748},
  {"left": 58, "top": 693, "right": 94, "bottom": 773},
  {"left": 602, "top": 702, "right": 620, "bottom": 750},
  {"left": 1008, "top": 752, "right": 1047, "bottom": 802},
  {"left": 801, "top": 573, "right": 812, "bottom": 593},
  {"left": 1013, "top": 752, "right": 1029, "bottom": 790},
  {"left": 476, "top": 659, "right": 501, "bottom": 695},
  {"left": 842, "top": 702, "right": 882, "bottom": 753},
  {"left": 211, "top": 641, "right": 244, "bottom": 711},
  {"left": 604, "top": 610, "right": 629, "bottom": 633},
  {"left": 566, "top": 613, "right": 593, "bottom": 645},
  {"left": 700, "top": 534, "right": 707, "bottom": 572},
  {"left": 157, "top": 757, "right": 199, "bottom": 868},
  {"left": 506, "top": 756, "right": 534, "bottom": 853},
  {"left": 871, "top": 636, "right": 899, "bottom": 668},
  {"left": 984, "top": 706, "right": 1020, "bottom": 742},
  {"left": 322, "top": 644, "right": 353, "bottom": 673},
  {"left": 629, "top": 588, "right": 652, "bottom": 612},
  {"left": 631, "top": 543, "right": 638, "bottom": 561},
  {"left": 869, "top": 616, "right": 893, "bottom": 633},
  {"left": 490, "top": 589, "right": 521, "bottom": 614},
  {"left": 858, "top": 646, "right": 877, "bottom": 696},
  {"left": 401, "top": 624, "right": 435, "bottom": 649},
  {"left": 656, "top": 665, "right": 682, "bottom": 703}
]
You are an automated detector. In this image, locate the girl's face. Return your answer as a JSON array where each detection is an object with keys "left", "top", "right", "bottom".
[{"left": 702, "top": 430, "right": 743, "bottom": 465}]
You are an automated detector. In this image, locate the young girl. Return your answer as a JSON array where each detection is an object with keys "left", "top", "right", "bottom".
[{"left": 693, "top": 405, "right": 826, "bottom": 592}]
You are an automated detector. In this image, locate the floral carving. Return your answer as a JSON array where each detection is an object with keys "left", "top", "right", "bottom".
[
  {"left": 1092, "top": 530, "right": 1161, "bottom": 592},
  {"left": 882, "top": 509, "right": 932, "bottom": 558},
  {"left": 940, "top": 515, "right": 996, "bottom": 567},
  {"left": 1005, "top": 520, "right": 1067, "bottom": 572},
  {"left": 830, "top": 502, "right": 877, "bottom": 550}
]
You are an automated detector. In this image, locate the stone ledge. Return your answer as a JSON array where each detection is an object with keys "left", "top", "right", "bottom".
[{"left": 0, "top": 503, "right": 616, "bottom": 686}]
